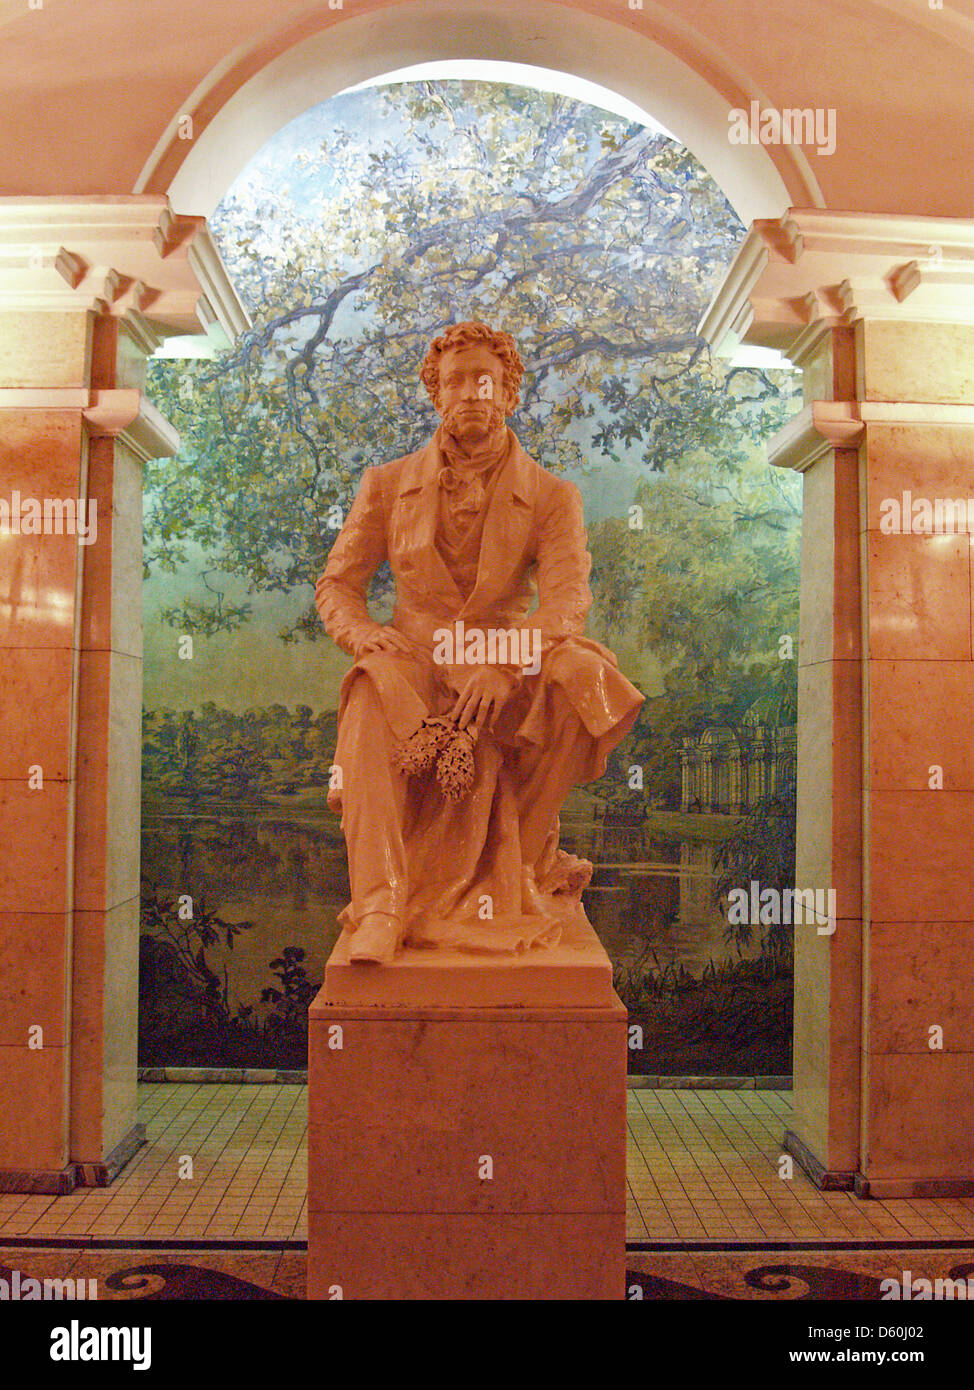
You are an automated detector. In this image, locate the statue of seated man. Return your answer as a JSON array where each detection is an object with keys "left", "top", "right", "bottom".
[{"left": 315, "top": 320, "right": 644, "bottom": 964}]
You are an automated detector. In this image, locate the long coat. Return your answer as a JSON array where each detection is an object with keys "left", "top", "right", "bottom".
[
  {"left": 314, "top": 429, "right": 645, "bottom": 950},
  {"left": 316, "top": 430, "right": 642, "bottom": 748}
]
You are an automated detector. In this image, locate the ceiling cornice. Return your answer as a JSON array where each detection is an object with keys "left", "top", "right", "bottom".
[
  {"left": 0, "top": 197, "right": 250, "bottom": 348},
  {"left": 700, "top": 209, "right": 974, "bottom": 361}
]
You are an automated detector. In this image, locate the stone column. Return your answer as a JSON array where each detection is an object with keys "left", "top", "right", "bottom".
[
  {"left": 0, "top": 199, "right": 248, "bottom": 1191},
  {"left": 700, "top": 212, "right": 974, "bottom": 1196}
]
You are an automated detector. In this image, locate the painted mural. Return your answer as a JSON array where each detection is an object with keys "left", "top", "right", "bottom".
[{"left": 140, "top": 79, "right": 803, "bottom": 1073}]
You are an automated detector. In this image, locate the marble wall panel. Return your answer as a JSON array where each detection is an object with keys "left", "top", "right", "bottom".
[
  {"left": 0, "top": 910, "right": 69, "bottom": 1047},
  {"left": 858, "top": 322, "right": 974, "bottom": 406},
  {"left": 867, "top": 920, "right": 974, "bottom": 1054}
]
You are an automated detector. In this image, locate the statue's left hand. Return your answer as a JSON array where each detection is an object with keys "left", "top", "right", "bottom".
[{"left": 450, "top": 667, "right": 515, "bottom": 731}]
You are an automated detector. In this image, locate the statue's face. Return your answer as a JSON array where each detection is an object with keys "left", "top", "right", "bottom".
[{"left": 434, "top": 343, "right": 511, "bottom": 445}]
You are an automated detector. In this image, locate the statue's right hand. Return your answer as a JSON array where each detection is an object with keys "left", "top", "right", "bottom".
[{"left": 355, "top": 626, "right": 413, "bottom": 658}]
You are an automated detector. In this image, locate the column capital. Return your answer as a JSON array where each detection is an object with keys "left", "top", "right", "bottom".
[
  {"left": 0, "top": 386, "right": 179, "bottom": 460},
  {"left": 770, "top": 399, "right": 974, "bottom": 471},
  {"left": 0, "top": 195, "right": 250, "bottom": 350},
  {"left": 83, "top": 388, "right": 180, "bottom": 461},
  {"left": 699, "top": 208, "right": 974, "bottom": 362}
]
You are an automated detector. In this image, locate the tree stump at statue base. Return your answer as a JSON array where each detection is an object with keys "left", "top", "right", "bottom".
[{"left": 307, "top": 909, "right": 626, "bottom": 1300}]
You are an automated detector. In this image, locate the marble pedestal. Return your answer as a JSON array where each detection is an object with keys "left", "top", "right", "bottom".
[{"left": 307, "top": 908, "right": 627, "bottom": 1300}]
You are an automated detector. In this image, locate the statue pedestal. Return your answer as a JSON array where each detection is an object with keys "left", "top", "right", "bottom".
[{"left": 307, "top": 908, "right": 627, "bottom": 1300}]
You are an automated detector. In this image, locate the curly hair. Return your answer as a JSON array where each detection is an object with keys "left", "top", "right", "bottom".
[{"left": 419, "top": 321, "right": 524, "bottom": 410}]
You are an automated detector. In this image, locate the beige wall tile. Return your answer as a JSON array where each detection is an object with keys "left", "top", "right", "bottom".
[
  {"left": 73, "top": 648, "right": 142, "bottom": 912},
  {"left": 70, "top": 897, "right": 139, "bottom": 1162},
  {"left": 79, "top": 436, "right": 143, "bottom": 660},
  {"left": 864, "top": 1052, "right": 974, "bottom": 1179},
  {"left": 0, "top": 647, "right": 74, "bottom": 781},
  {"left": 869, "top": 790, "right": 974, "bottom": 921},
  {"left": 860, "top": 322, "right": 974, "bottom": 406},
  {"left": 868, "top": 920, "right": 974, "bottom": 1053},
  {"left": 0, "top": 410, "right": 87, "bottom": 651},
  {"left": 0, "top": 1043, "right": 69, "bottom": 1171},
  {"left": 868, "top": 660, "right": 974, "bottom": 790},
  {"left": 0, "top": 312, "right": 92, "bottom": 390},
  {"left": 862, "top": 423, "right": 974, "bottom": 532},
  {"left": 0, "top": 780, "right": 72, "bottom": 914}
]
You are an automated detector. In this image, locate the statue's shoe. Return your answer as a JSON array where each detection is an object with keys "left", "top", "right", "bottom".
[{"left": 348, "top": 914, "right": 401, "bottom": 965}]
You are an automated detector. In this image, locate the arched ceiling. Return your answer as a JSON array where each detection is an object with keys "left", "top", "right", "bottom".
[{"left": 0, "top": 0, "right": 972, "bottom": 220}]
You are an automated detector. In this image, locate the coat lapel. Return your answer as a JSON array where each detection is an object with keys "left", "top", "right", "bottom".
[
  {"left": 460, "top": 434, "right": 537, "bottom": 616},
  {"left": 391, "top": 430, "right": 539, "bottom": 616},
  {"left": 391, "top": 440, "right": 462, "bottom": 604}
]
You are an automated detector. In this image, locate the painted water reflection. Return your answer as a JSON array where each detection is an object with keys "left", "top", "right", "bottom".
[{"left": 139, "top": 792, "right": 787, "bottom": 1073}]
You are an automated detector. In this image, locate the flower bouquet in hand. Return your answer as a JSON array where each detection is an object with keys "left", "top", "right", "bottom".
[{"left": 394, "top": 715, "right": 480, "bottom": 801}]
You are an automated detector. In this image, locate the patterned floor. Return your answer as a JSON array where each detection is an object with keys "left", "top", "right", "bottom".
[
  {"left": 626, "top": 1248, "right": 974, "bottom": 1300},
  {"left": 1, "top": 1246, "right": 971, "bottom": 1301},
  {"left": 0, "top": 1083, "right": 972, "bottom": 1244}
]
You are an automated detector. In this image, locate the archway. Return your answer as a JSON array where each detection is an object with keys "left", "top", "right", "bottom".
[
  {"left": 142, "top": 0, "right": 806, "bottom": 222},
  {"left": 139, "top": 64, "right": 803, "bottom": 1095}
]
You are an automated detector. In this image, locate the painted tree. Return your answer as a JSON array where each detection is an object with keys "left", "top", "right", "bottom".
[
  {"left": 588, "top": 360, "right": 801, "bottom": 802},
  {"left": 148, "top": 86, "right": 789, "bottom": 573},
  {"left": 145, "top": 79, "right": 801, "bottom": 796}
]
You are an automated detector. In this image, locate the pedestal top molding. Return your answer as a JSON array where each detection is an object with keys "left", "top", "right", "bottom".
[
  {"left": 699, "top": 209, "right": 974, "bottom": 362},
  {"left": 0, "top": 195, "right": 250, "bottom": 348}
]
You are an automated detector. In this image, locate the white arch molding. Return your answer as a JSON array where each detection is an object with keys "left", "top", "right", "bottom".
[{"left": 153, "top": 0, "right": 809, "bottom": 226}]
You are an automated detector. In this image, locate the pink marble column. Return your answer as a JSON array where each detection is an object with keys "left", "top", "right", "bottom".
[
  {"left": 782, "top": 327, "right": 864, "bottom": 1186},
  {"left": 856, "top": 321, "right": 974, "bottom": 1198},
  {"left": 0, "top": 381, "right": 87, "bottom": 1188},
  {"left": 0, "top": 197, "right": 248, "bottom": 1190},
  {"left": 701, "top": 212, "right": 974, "bottom": 1198},
  {"left": 0, "top": 311, "right": 174, "bottom": 1190}
]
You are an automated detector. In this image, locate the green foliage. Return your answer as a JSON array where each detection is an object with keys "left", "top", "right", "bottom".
[
  {"left": 142, "top": 703, "right": 337, "bottom": 803},
  {"left": 588, "top": 357, "right": 801, "bottom": 802},
  {"left": 260, "top": 946, "right": 317, "bottom": 1034},
  {"left": 139, "top": 884, "right": 256, "bottom": 1029},
  {"left": 616, "top": 939, "right": 793, "bottom": 1075},
  {"left": 144, "top": 80, "right": 787, "bottom": 646},
  {"left": 138, "top": 884, "right": 320, "bottom": 1068},
  {"left": 712, "top": 770, "right": 798, "bottom": 963}
]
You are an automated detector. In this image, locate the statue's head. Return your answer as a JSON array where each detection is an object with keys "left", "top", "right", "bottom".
[{"left": 420, "top": 321, "right": 524, "bottom": 447}]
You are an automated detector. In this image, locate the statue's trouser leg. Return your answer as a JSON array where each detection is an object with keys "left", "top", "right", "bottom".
[
  {"left": 334, "top": 671, "right": 408, "bottom": 936},
  {"left": 513, "top": 685, "right": 592, "bottom": 864}
]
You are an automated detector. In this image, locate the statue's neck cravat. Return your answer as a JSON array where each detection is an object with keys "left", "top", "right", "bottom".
[
  {"left": 436, "top": 421, "right": 509, "bottom": 513},
  {"left": 433, "top": 423, "right": 512, "bottom": 594}
]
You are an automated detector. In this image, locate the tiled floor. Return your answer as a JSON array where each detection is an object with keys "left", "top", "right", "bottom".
[
  {"left": 0, "top": 1084, "right": 307, "bottom": 1243},
  {"left": 1, "top": 1083, "right": 973, "bottom": 1245},
  {"left": 625, "top": 1087, "right": 974, "bottom": 1242}
]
